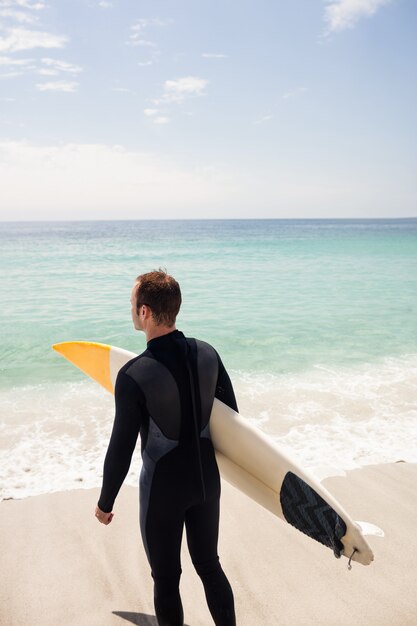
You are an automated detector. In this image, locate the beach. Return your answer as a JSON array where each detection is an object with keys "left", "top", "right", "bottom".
[
  {"left": 1, "top": 462, "right": 417, "bottom": 626},
  {"left": 1, "top": 219, "right": 417, "bottom": 624}
]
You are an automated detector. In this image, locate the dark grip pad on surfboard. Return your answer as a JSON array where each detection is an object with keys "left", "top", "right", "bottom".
[{"left": 280, "top": 472, "right": 347, "bottom": 558}]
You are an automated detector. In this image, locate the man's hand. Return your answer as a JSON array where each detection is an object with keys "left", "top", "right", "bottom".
[{"left": 95, "top": 505, "right": 114, "bottom": 525}]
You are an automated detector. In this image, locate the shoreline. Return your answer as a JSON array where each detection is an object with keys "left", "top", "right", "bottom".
[
  {"left": 1, "top": 462, "right": 417, "bottom": 625},
  {"left": 3, "top": 352, "right": 417, "bottom": 503}
]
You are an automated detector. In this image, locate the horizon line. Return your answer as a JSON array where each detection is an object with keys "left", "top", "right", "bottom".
[{"left": 1, "top": 216, "right": 416, "bottom": 224}]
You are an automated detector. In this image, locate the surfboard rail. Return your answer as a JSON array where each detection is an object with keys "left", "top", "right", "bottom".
[{"left": 53, "top": 340, "right": 375, "bottom": 566}]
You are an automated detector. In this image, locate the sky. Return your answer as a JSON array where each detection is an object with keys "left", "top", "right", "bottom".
[{"left": 0, "top": 0, "right": 416, "bottom": 220}]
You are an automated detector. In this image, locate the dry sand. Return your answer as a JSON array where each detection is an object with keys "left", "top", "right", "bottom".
[{"left": 1, "top": 463, "right": 417, "bottom": 626}]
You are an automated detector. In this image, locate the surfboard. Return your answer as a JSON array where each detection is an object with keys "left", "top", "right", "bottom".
[{"left": 53, "top": 340, "right": 375, "bottom": 567}]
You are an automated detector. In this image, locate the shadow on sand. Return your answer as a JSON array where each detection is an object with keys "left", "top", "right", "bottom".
[{"left": 113, "top": 611, "right": 191, "bottom": 626}]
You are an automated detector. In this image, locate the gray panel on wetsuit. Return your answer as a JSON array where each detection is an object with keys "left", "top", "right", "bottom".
[
  {"left": 195, "top": 340, "right": 218, "bottom": 430},
  {"left": 126, "top": 357, "right": 182, "bottom": 561},
  {"left": 139, "top": 417, "right": 178, "bottom": 562},
  {"left": 126, "top": 356, "right": 181, "bottom": 440}
]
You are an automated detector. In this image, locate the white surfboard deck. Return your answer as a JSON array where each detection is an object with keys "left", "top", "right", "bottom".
[{"left": 53, "top": 340, "right": 375, "bottom": 566}]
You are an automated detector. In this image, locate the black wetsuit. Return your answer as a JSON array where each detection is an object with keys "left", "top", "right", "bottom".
[{"left": 98, "top": 330, "right": 237, "bottom": 626}]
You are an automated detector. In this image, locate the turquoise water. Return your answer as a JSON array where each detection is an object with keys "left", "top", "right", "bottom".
[
  {"left": 1, "top": 218, "right": 417, "bottom": 499},
  {"left": 1, "top": 219, "right": 416, "bottom": 387}
]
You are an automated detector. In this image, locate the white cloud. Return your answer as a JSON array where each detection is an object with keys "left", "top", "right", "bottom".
[
  {"left": 37, "top": 67, "right": 57, "bottom": 75},
  {"left": 0, "top": 140, "right": 414, "bottom": 220},
  {"left": 112, "top": 86, "right": 131, "bottom": 92},
  {"left": 130, "top": 38, "right": 157, "bottom": 48},
  {"left": 0, "top": 18, "right": 73, "bottom": 79},
  {"left": 0, "top": 27, "right": 68, "bottom": 52},
  {"left": 144, "top": 108, "right": 170, "bottom": 125},
  {"left": 0, "top": 8, "right": 38, "bottom": 22},
  {"left": 144, "top": 108, "right": 158, "bottom": 116},
  {"left": 161, "top": 76, "right": 208, "bottom": 103},
  {"left": 41, "top": 57, "right": 83, "bottom": 74},
  {"left": 131, "top": 18, "right": 149, "bottom": 31},
  {"left": 127, "top": 18, "right": 166, "bottom": 48},
  {"left": 0, "top": 54, "right": 32, "bottom": 64},
  {"left": 202, "top": 53, "right": 227, "bottom": 59},
  {"left": 0, "top": 1, "right": 46, "bottom": 8},
  {"left": 0, "top": 55, "right": 81, "bottom": 82},
  {"left": 153, "top": 116, "right": 170, "bottom": 125},
  {"left": 147, "top": 76, "right": 208, "bottom": 123},
  {"left": 323, "top": 0, "right": 392, "bottom": 34},
  {"left": 126, "top": 17, "right": 169, "bottom": 67},
  {"left": 0, "top": 68, "right": 22, "bottom": 77},
  {"left": 14, "top": 1, "right": 46, "bottom": 9},
  {"left": 0, "top": 141, "right": 232, "bottom": 219},
  {"left": 130, "top": 17, "right": 166, "bottom": 32},
  {"left": 36, "top": 80, "right": 79, "bottom": 92},
  {"left": 97, "top": 1, "right": 113, "bottom": 7},
  {"left": 0, "top": 0, "right": 46, "bottom": 28}
]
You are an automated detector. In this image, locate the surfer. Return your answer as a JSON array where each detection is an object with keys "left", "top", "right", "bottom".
[{"left": 95, "top": 270, "right": 237, "bottom": 626}]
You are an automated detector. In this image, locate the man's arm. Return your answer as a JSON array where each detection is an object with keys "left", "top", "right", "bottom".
[
  {"left": 96, "top": 369, "right": 142, "bottom": 522},
  {"left": 215, "top": 353, "right": 238, "bottom": 413}
]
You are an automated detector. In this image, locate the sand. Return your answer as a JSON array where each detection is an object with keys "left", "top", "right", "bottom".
[{"left": 1, "top": 463, "right": 417, "bottom": 626}]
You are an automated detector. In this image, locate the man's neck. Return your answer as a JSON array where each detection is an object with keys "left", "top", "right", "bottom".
[{"left": 145, "top": 325, "right": 177, "bottom": 343}]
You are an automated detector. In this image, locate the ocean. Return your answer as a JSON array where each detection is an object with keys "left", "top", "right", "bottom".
[{"left": 1, "top": 218, "right": 417, "bottom": 500}]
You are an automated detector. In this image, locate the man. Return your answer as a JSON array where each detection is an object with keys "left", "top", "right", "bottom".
[{"left": 95, "top": 270, "right": 237, "bottom": 626}]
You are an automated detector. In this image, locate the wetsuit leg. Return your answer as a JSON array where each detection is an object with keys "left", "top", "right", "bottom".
[
  {"left": 153, "top": 574, "right": 184, "bottom": 626},
  {"left": 185, "top": 495, "right": 236, "bottom": 626},
  {"left": 145, "top": 499, "right": 185, "bottom": 626}
]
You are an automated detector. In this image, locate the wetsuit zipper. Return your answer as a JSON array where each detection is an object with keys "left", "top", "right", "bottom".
[{"left": 186, "top": 356, "right": 206, "bottom": 502}]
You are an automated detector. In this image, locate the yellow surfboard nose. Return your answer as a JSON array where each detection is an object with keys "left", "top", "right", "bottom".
[{"left": 52, "top": 341, "right": 114, "bottom": 393}]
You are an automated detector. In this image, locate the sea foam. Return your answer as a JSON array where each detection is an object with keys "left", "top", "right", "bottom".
[{"left": 1, "top": 354, "right": 416, "bottom": 501}]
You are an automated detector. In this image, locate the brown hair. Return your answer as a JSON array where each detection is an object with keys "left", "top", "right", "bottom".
[{"left": 135, "top": 269, "right": 181, "bottom": 327}]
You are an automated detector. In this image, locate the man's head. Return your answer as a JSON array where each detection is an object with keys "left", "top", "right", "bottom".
[{"left": 131, "top": 269, "right": 182, "bottom": 332}]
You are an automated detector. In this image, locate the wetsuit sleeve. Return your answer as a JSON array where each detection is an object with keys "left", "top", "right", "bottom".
[
  {"left": 97, "top": 370, "right": 143, "bottom": 513},
  {"left": 215, "top": 353, "right": 238, "bottom": 413}
]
